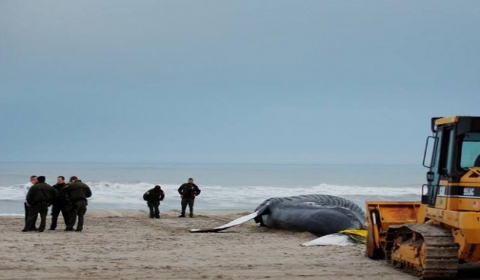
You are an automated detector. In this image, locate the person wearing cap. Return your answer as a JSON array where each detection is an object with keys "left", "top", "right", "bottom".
[
  {"left": 63, "top": 176, "right": 92, "bottom": 232},
  {"left": 23, "top": 176, "right": 58, "bottom": 232},
  {"left": 143, "top": 185, "right": 165, "bottom": 219},
  {"left": 177, "top": 178, "right": 201, "bottom": 218}
]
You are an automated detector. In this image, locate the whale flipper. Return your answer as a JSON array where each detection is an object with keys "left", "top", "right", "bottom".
[{"left": 190, "top": 211, "right": 260, "bottom": 233}]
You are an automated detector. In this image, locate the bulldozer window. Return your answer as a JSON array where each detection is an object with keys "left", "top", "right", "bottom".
[{"left": 460, "top": 133, "right": 480, "bottom": 169}]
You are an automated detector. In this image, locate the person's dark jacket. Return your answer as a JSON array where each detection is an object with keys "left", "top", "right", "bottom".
[
  {"left": 63, "top": 180, "right": 92, "bottom": 203},
  {"left": 143, "top": 188, "right": 165, "bottom": 204},
  {"left": 52, "top": 183, "right": 68, "bottom": 205},
  {"left": 178, "top": 183, "right": 201, "bottom": 199},
  {"left": 26, "top": 182, "right": 59, "bottom": 205}
]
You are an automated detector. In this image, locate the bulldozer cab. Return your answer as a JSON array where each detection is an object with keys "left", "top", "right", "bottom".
[{"left": 423, "top": 116, "right": 480, "bottom": 210}]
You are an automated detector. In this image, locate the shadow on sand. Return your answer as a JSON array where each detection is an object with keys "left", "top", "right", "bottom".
[{"left": 457, "top": 262, "right": 480, "bottom": 279}]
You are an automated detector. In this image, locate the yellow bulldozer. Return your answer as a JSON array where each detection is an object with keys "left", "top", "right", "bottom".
[{"left": 366, "top": 116, "right": 480, "bottom": 279}]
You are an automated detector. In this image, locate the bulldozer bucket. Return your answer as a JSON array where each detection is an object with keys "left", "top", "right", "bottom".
[{"left": 365, "top": 201, "right": 422, "bottom": 259}]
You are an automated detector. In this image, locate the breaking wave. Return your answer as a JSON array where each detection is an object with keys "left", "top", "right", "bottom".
[{"left": 0, "top": 181, "right": 421, "bottom": 214}]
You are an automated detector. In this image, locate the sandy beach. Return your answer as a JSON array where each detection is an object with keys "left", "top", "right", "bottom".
[{"left": 1, "top": 210, "right": 479, "bottom": 280}]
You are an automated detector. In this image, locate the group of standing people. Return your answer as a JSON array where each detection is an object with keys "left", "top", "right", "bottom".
[
  {"left": 21, "top": 176, "right": 200, "bottom": 231},
  {"left": 22, "top": 175, "right": 92, "bottom": 232},
  {"left": 143, "top": 178, "right": 201, "bottom": 219}
]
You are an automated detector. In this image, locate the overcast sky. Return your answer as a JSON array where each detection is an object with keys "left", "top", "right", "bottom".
[{"left": 1, "top": 1, "right": 479, "bottom": 164}]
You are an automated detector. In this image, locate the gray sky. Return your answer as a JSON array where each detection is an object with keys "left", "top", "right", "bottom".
[{"left": 1, "top": 1, "right": 479, "bottom": 164}]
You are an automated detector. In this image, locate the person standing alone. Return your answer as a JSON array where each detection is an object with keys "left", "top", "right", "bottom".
[
  {"left": 63, "top": 176, "right": 92, "bottom": 232},
  {"left": 178, "top": 178, "right": 201, "bottom": 218},
  {"left": 143, "top": 185, "right": 165, "bottom": 219}
]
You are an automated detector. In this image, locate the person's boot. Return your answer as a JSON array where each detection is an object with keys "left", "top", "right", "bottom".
[
  {"left": 189, "top": 213, "right": 194, "bottom": 218},
  {"left": 178, "top": 213, "right": 185, "bottom": 218}
]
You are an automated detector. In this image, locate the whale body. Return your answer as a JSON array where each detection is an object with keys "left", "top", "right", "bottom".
[
  {"left": 253, "top": 194, "right": 366, "bottom": 236},
  {"left": 191, "top": 194, "right": 366, "bottom": 237}
]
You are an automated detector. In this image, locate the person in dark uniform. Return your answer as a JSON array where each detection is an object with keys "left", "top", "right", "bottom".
[
  {"left": 63, "top": 176, "right": 92, "bottom": 232},
  {"left": 49, "top": 176, "right": 70, "bottom": 230},
  {"left": 177, "top": 178, "right": 201, "bottom": 218},
  {"left": 143, "top": 185, "right": 165, "bottom": 219},
  {"left": 23, "top": 176, "right": 58, "bottom": 232}
]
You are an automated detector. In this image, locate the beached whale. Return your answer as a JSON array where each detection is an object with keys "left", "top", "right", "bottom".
[{"left": 190, "top": 194, "right": 366, "bottom": 238}]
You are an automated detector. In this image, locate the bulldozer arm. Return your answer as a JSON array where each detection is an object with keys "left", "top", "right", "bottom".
[{"left": 365, "top": 201, "right": 423, "bottom": 259}]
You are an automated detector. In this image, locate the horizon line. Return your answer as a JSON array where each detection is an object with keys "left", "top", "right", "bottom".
[{"left": 0, "top": 160, "right": 422, "bottom": 166}]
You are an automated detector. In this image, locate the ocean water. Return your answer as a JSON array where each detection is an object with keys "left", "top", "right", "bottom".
[{"left": 0, "top": 162, "right": 426, "bottom": 215}]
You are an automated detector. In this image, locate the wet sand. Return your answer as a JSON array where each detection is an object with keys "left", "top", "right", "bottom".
[{"left": 1, "top": 210, "right": 479, "bottom": 280}]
